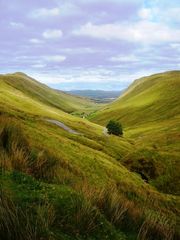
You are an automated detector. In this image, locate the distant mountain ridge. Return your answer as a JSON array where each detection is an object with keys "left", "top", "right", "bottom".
[{"left": 66, "top": 90, "right": 124, "bottom": 103}]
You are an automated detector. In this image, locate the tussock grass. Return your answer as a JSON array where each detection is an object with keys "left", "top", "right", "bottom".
[
  {"left": 0, "top": 187, "right": 56, "bottom": 240},
  {"left": 0, "top": 117, "right": 30, "bottom": 174},
  {"left": 138, "top": 210, "right": 176, "bottom": 240},
  {"left": 74, "top": 181, "right": 179, "bottom": 240},
  {"left": 0, "top": 117, "right": 78, "bottom": 183},
  {"left": 29, "top": 149, "right": 61, "bottom": 182},
  {"left": 63, "top": 195, "right": 100, "bottom": 235}
]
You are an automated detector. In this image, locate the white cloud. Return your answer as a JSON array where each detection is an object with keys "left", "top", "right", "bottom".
[
  {"left": 56, "top": 2, "right": 80, "bottom": 16},
  {"left": 170, "top": 43, "right": 180, "bottom": 48},
  {"left": 43, "top": 55, "right": 66, "bottom": 63},
  {"left": 42, "top": 29, "right": 63, "bottom": 39},
  {"left": 29, "top": 38, "right": 44, "bottom": 44},
  {"left": 110, "top": 54, "right": 139, "bottom": 62},
  {"left": 14, "top": 55, "right": 66, "bottom": 64},
  {"left": 138, "top": 7, "right": 180, "bottom": 23},
  {"left": 138, "top": 8, "right": 153, "bottom": 20},
  {"left": 30, "top": 68, "right": 154, "bottom": 86},
  {"left": 30, "top": 8, "right": 60, "bottom": 18},
  {"left": 60, "top": 47, "right": 99, "bottom": 54},
  {"left": 73, "top": 21, "right": 180, "bottom": 44},
  {"left": 10, "top": 22, "right": 24, "bottom": 28},
  {"left": 170, "top": 43, "right": 180, "bottom": 51},
  {"left": 159, "top": 7, "right": 180, "bottom": 23},
  {"left": 31, "top": 64, "right": 46, "bottom": 68}
]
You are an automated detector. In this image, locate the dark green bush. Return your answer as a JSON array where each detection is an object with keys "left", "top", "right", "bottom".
[{"left": 106, "top": 120, "right": 123, "bottom": 136}]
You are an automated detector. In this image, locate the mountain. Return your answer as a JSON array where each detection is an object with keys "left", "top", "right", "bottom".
[
  {"left": 66, "top": 90, "right": 123, "bottom": 103},
  {"left": 91, "top": 71, "right": 180, "bottom": 195},
  {"left": 91, "top": 71, "right": 180, "bottom": 126},
  {"left": 0, "top": 72, "right": 179, "bottom": 240},
  {"left": 0, "top": 72, "right": 100, "bottom": 115}
]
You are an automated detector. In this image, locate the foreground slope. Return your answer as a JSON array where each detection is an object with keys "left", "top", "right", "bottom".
[{"left": 0, "top": 72, "right": 180, "bottom": 240}]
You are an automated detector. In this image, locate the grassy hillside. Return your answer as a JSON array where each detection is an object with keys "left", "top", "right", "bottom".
[
  {"left": 90, "top": 71, "right": 180, "bottom": 195},
  {"left": 0, "top": 72, "right": 101, "bottom": 115},
  {"left": 0, "top": 72, "right": 180, "bottom": 240},
  {"left": 91, "top": 71, "right": 180, "bottom": 126}
]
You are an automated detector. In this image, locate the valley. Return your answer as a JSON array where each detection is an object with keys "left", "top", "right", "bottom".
[{"left": 0, "top": 71, "right": 180, "bottom": 240}]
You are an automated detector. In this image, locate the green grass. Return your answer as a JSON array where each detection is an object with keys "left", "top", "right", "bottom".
[{"left": 0, "top": 71, "right": 180, "bottom": 239}]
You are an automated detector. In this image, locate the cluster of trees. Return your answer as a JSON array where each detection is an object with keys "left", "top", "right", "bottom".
[{"left": 106, "top": 120, "right": 123, "bottom": 136}]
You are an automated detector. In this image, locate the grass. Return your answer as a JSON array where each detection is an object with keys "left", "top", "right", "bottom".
[
  {"left": 0, "top": 71, "right": 180, "bottom": 239},
  {"left": 0, "top": 116, "right": 179, "bottom": 240}
]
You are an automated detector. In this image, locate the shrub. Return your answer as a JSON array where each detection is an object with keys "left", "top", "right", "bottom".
[{"left": 106, "top": 120, "right": 123, "bottom": 136}]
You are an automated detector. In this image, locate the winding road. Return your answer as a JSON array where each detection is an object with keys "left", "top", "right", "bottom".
[
  {"left": 46, "top": 119, "right": 80, "bottom": 135},
  {"left": 46, "top": 119, "right": 108, "bottom": 136}
]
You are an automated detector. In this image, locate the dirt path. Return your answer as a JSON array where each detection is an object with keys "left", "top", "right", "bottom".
[{"left": 46, "top": 119, "right": 80, "bottom": 135}]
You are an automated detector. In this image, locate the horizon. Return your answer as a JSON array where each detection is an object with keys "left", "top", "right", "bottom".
[
  {"left": 0, "top": 0, "right": 180, "bottom": 90},
  {"left": 0, "top": 69, "right": 179, "bottom": 91}
]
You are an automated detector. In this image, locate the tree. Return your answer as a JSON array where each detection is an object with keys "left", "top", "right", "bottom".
[{"left": 106, "top": 120, "right": 123, "bottom": 136}]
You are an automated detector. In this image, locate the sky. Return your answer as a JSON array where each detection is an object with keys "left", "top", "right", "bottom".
[{"left": 0, "top": 0, "right": 180, "bottom": 90}]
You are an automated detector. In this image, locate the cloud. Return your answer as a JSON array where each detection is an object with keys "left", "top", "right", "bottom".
[
  {"left": 1, "top": 0, "right": 180, "bottom": 91},
  {"left": 14, "top": 55, "right": 66, "bottom": 64},
  {"left": 10, "top": 21, "right": 24, "bottom": 28},
  {"left": 43, "top": 55, "right": 66, "bottom": 63},
  {"left": 138, "top": 8, "right": 153, "bottom": 20},
  {"left": 31, "top": 64, "right": 46, "bottom": 68},
  {"left": 110, "top": 54, "right": 139, "bottom": 62},
  {"left": 55, "top": 2, "right": 80, "bottom": 16},
  {"left": 42, "top": 29, "right": 63, "bottom": 39},
  {"left": 30, "top": 68, "right": 156, "bottom": 91},
  {"left": 30, "top": 8, "right": 60, "bottom": 18},
  {"left": 159, "top": 7, "right": 180, "bottom": 24},
  {"left": 138, "top": 6, "right": 180, "bottom": 24},
  {"left": 29, "top": 38, "right": 44, "bottom": 44},
  {"left": 170, "top": 43, "right": 180, "bottom": 50},
  {"left": 73, "top": 21, "right": 180, "bottom": 44}
]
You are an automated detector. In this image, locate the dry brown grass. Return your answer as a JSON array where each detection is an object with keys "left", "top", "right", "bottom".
[
  {"left": 74, "top": 181, "right": 178, "bottom": 240},
  {"left": 138, "top": 210, "right": 176, "bottom": 240},
  {"left": 0, "top": 116, "right": 76, "bottom": 183}
]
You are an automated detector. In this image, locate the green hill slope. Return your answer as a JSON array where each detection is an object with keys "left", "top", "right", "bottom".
[
  {"left": 91, "top": 71, "right": 180, "bottom": 195},
  {"left": 0, "top": 72, "right": 101, "bottom": 115},
  {"left": 0, "top": 72, "right": 180, "bottom": 240},
  {"left": 91, "top": 70, "right": 180, "bottom": 149},
  {"left": 91, "top": 71, "right": 180, "bottom": 127}
]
